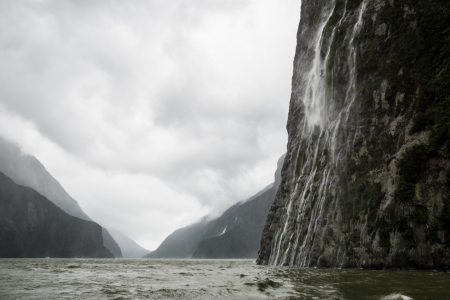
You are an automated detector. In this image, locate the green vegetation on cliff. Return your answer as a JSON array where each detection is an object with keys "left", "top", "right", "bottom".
[
  {"left": 342, "top": 0, "right": 450, "bottom": 250},
  {"left": 258, "top": 0, "right": 450, "bottom": 269}
]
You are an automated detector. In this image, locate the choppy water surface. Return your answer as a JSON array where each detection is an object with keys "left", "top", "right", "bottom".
[{"left": 0, "top": 259, "right": 449, "bottom": 299}]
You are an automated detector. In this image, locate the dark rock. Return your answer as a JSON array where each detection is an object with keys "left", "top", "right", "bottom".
[
  {"left": 0, "top": 172, "right": 113, "bottom": 258},
  {"left": 0, "top": 137, "right": 122, "bottom": 258},
  {"left": 257, "top": 0, "right": 450, "bottom": 270}
]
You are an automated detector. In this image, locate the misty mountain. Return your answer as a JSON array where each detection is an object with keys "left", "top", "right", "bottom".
[
  {"left": 142, "top": 216, "right": 211, "bottom": 258},
  {"left": 0, "top": 172, "right": 113, "bottom": 258},
  {"left": 191, "top": 185, "right": 277, "bottom": 259},
  {"left": 144, "top": 154, "right": 285, "bottom": 259},
  {"left": 0, "top": 137, "right": 122, "bottom": 257},
  {"left": 0, "top": 138, "right": 89, "bottom": 220},
  {"left": 106, "top": 227, "right": 150, "bottom": 258}
]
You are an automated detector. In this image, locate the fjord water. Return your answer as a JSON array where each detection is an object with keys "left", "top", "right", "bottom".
[{"left": 0, "top": 259, "right": 449, "bottom": 299}]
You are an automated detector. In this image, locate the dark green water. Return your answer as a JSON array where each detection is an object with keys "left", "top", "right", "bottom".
[{"left": 0, "top": 259, "right": 448, "bottom": 299}]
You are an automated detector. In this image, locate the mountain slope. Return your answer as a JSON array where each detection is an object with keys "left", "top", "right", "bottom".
[
  {"left": 0, "top": 137, "right": 122, "bottom": 258},
  {"left": 144, "top": 154, "right": 285, "bottom": 259},
  {"left": 143, "top": 216, "right": 211, "bottom": 258},
  {"left": 0, "top": 137, "right": 89, "bottom": 220},
  {"left": 0, "top": 172, "right": 113, "bottom": 258},
  {"left": 191, "top": 186, "right": 277, "bottom": 258},
  {"left": 258, "top": 0, "right": 450, "bottom": 270},
  {"left": 107, "top": 228, "right": 150, "bottom": 258}
]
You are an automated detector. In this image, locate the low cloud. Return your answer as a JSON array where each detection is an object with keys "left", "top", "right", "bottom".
[{"left": 0, "top": 0, "right": 300, "bottom": 248}]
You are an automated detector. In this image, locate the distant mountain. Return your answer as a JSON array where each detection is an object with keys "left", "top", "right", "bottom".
[
  {"left": 0, "top": 138, "right": 89, "bottom": 220},
  {"left": 144, "top": 154, "right": 285, "bottom": 259},
  {"left": 191, "top": 186, "right": 276, "bottom": 259},
  {"left": 143, "top": 216, "right": 211, "bottom": 258},
  {"left": 106, "top": 228, "right": 150, "bottom": 258},
  {"left": 101, "top": 229, "right": 122, "bottom": 258},
  {"left": 0, "top": 137, "right": 122, "bottom": 257},
  {"left": 0, "top": 172, "right": 113, "bottom": 258}
]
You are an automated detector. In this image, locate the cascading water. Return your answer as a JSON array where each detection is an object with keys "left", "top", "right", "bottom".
[
  {"left": 258, "top": 0, "right": 450, "bottom": 271},
  {"left": 267, "top": 0, "right": 368, "bottom": 267}
]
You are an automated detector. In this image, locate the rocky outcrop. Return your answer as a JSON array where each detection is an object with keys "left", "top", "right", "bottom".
[
  {"left": 258, "top": 0, "right": 450, "bottom": 270},
  {"left": 0, "top": 137, "right": 122, "bottom": 258},
  {"left": 144, "top": 154, "right": 285, "bottom": 259},
  {"left": 0, "top": 172, "right": 113, "bottom": 258}
]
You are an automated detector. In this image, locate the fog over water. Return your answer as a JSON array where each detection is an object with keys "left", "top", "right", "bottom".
[
  {"left": 1, "top": 259, "right": 449, "bottom": 299},
  {"left": 0, "top": 0, "right": 300, "bottom": 250}
]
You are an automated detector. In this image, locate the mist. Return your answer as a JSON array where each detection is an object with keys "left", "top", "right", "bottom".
[{"left": 0, "top": 0, "right": 300, "bottom": 250}]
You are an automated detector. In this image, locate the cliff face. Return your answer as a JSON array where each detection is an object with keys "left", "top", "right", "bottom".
[
  {"left": 0, "top": 172, "right": 113, "bottom": 258},
  {"left": 0, "top": 137, "right": 122, "bottom": 258},
  {"left": 258, "top": 0, "right": 450, "bottom": 269},
  {"left": 144, "top": 154, "right": 285, "bottom": 259}
]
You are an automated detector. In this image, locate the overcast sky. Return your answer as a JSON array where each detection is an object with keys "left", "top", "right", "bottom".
[{"left": 0, "top": 0, "right": 300, "bottom": 250}]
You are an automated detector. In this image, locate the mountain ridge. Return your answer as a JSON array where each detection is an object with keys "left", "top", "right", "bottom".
[
  {"left": 0, "top": 171, "right": 113, "bottom": 258},
  {"left": 107, "top": 227, "right": 150, "bottom": 258},
  {"left": 0, "top": 137, "right": 126, "bottom": 258},
  {"left": 144, "top": 154, "right": 285, "bottom": 259}
]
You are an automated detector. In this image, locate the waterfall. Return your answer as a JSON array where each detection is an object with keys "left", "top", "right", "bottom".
[{"left": 268, "top": 0, "right": 368, "bottom": 266}]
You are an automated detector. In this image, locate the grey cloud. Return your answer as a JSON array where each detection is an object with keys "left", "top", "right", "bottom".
[{"left": 0, "top": 0, "right": 300, "bottom": 247}]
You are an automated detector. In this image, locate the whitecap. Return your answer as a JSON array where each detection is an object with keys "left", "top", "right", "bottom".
[{"left": 380, "top": 293, "right": 413, "bottom": 300}]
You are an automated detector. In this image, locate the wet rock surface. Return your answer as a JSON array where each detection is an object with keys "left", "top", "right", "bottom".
[{"left": 258, "top": 0, "right": 450, "bottom": 269}]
